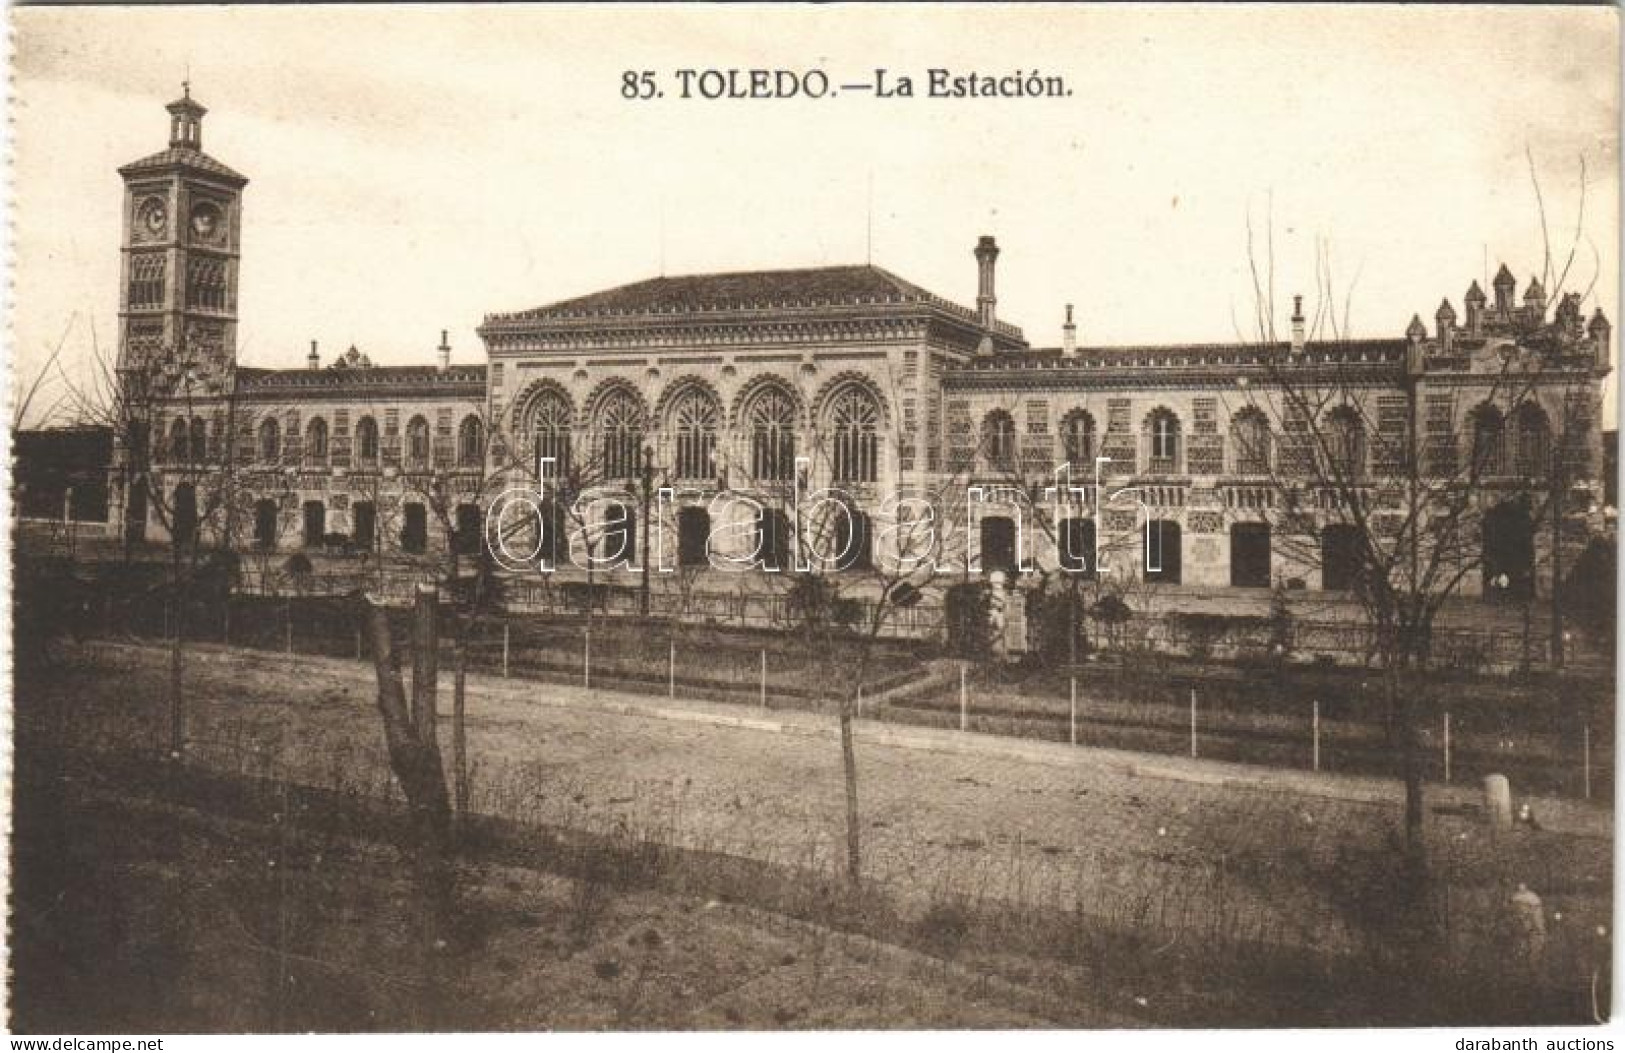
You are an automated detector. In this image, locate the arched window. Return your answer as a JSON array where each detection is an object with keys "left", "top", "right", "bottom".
[
  {"left": 1146, "top": 408, "right": 1182, "bottom": 474},
  {"left": 189, "top": 417, "right": 208, "bottom": 463},
  {"left": 1470, "top": 405, "right": 1505, "bottom": 476},
  {"left": 1061, "top": 410, "right": 1095, "bottom": 468},
  {"left": 1229, "top": 408, "right": 1271, "bottom": 476},
  {"left": 669, "top": 388, "right": 719, "bottom": 481},
  {"left": 355, "top": 416, "right": 379, "bottom": 466},
  {"left": 258, "top": 418, "right": 281, "bottom": 463},
  {"left": 983, "top": 410, "right": 1017, "bottom": 473},
  {"left": 1513, "top": 403, "right": 1551, "bottom": 478},
  {"left": 530, "top": 392, "right": 573, "bottom": 477},
  {"left": 406, "top": 415, "right": 431, "bottom": 468},
  {"left": 597, "top": 389, "right": 645, "bottom": 480},
  {"left": 167, "top": 418, "right": 189, "bottom": 463},
  {"left": 1326, "top": 406, "right": 1365, "bottom": 482},
  {"left": 458, "top": 415, "right": 484, "bottom": 467},
  {"left": 305, "top": 417, "right": 329, "bottom": 465},
  {"left": 747, "top": 387, "right": 796, "bottom": 482},
  {"left": 828, "top": 385, "right": 879, "bottom": 484}
]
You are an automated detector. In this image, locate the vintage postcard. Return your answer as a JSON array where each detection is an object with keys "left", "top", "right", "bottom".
[{"left": 6, "top": 2, "right": 1619, "bottom": 1041}]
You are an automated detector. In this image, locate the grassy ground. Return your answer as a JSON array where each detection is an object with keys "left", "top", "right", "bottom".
[{"left": 11, "top": 640, "right": 1615, "bottom": 1028}]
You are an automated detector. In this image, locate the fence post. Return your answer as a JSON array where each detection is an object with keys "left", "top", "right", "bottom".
[
  {"left": 669, "top": 636, "right": 676, "bottom": 698},
  {"left": 502, "top": 622, "right": 510, "bottom": 679},
  {"left": 1312, "top": 699, "right": 1320, "bottom": 773},
  {"left": 1443, "top": 712, "right": 1451, "bottom": 784},
  {"left": 760, "top": 648, "right": 767, "bottom": 711},
  {"left": 584, "top": 627, "right": 591, "bottom": 690},
  {"left": 1190, "top": 688, "right": 1198, "bottom": 759},
  {"left": 960, "top": 662, "right": 968, "bottom": 732},
  {"left": 1069, "top": 675, "right": 1077, "bottom": 747},
  {"left": 285, "top": 599, "right": 293, "bottom": 656}
]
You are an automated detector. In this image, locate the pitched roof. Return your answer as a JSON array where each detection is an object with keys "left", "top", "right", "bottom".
[
  {"left": 118, "top": 146, "right": 247, "bottom": 185},
  {"left": 508, "top": 264, "right": 943, "bottom": 319}
]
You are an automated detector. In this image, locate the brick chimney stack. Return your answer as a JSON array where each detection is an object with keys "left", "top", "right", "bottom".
[
  {"left": 1290, "top": 295, "right": 1306, "bottom": 353},
  {"left": 437, "top": 329, "right": 451, "bottom": 371},
  {"left": 307, "top": 340, "right": 320, "bottom": 370},
  {"left": 974, "top": 236, "right": 999, "bottom": 331},
  {"left": 1063, "top": 304, "right": 1077, "bottom": 356}
]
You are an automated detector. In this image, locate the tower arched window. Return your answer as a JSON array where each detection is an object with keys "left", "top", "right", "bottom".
[
  {"left": 1229, "top": 408, "right": 1271, "bottom": 476},
  {"left": 188, "top": 417, "right": 208, "bottom": 463},
  {"left": 406, "top": 416, "right": 431, "bottom": 469},
  {"left": 1061, "top": 409, "right": 1095, "bottom": 468},
  {"left": 168, "top": 418, "right": 189, "bottom": 463},
  {"left": 983, "top": 410, "right": 1017, "bottom": 473},
  {"left": 355, "top": 416, "right": 379, "bottom": 466},
  {"left": 1470, "top": 405, "right": 1506, "bottom": 477},
  {"left": 258, "top": 418, "right": 281, "bottom": 463},
  {"left": 669, "top": 388, "right": 720, "bottom": 481},
  {"left": 828, "top": 385, "right": 880, "bottom": 484},
  {"left": 458, "top": 415, "right": 484, "bottom": 467},
  {"left": 531, "top": 392, "right": 573, "bottom": 478},
  {"left": 1146, "top": 408, "right": 1182, "bottom": 474},
  {"left": 747, "top": 387, "right": 797, "bottom": 482},
  {"left": 1513, "top": 403, "right": 1551, "bottom": 477},
  {"left": 128, "top": 255, "right": 165, "bottom": 310},
  {"left": 1326, "top": 406, "right": 1366, "bottom": 482},
  {"left": 597, "top": 389, "right": 645, "bottom": 481}
]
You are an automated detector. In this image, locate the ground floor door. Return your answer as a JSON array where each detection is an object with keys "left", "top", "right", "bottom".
[
  {"left": 351, "top": 501, "right": 376, "bottom": 552},
  {"left": 678, "top": 506, "right": 711, "bottom": 567},
  {"left": 454, "top": 503, "right": 482, "bottom": 556},
  {"left": 1144, "top": 520, "right": 1181, "bottom": 584},
  {"left": 980, "top": 516, "right": 1017, "bottom": 574},
  {"left": 401, "top": 502, "right": 428, "bottom": 554},
  {"left": 254, "top": 499, "right": 279, "bottom": 550},
  {"left": 1230, "top": 522, "right": 1271, "bottom": 588},
  {"left": 302, "top": 501, "right": 326, "bottom": 547},
  {"left": 173, "top": 483, "right": 198, "bottom": 546},
  {"left": 1482, "top": 499, "right": 1535, "bottom": 602}
]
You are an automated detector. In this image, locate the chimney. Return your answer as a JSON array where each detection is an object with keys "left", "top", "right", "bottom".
[
  {"left": 307, "top": 340, "right": 320, "bottom": 371},
  {"left": 1290, "top": 295, "right": 1306, "bottom": 353},
  {"left": 974, "top": 236, "right": 999, "bottom": 331},
  {"left": 437, "top": 329, "right": 451, "bottom": 371},
  {"left": 1062, "top": 304, "right": 1077, "bottom": 356}
]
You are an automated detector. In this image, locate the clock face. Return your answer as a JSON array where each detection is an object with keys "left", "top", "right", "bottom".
[
  {"left": 190, "top": 201, "right": 222, "bottom": 240},
  {"left": 138, "top": 198, "right": 167, "bottom": 236}
]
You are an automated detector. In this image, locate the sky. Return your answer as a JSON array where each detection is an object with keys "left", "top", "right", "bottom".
[{"left": 10, "top": 3, "right": 1620, "bottom": 424}]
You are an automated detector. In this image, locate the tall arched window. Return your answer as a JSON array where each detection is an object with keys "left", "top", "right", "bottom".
[
  {"left": 828, "top": 385, "right": 879, "bottom": 483},
  {"left": 406, "top": 415, "right": 431, "bottom": 469},
  {"left": 1326, "top": 406, "right": 1366, "bottom": 482},
  {"left": 1146, "top": 408, "right": 1182, "bottom": 474},
  {"left": 167, "top": 418, "right": 189, "bottom": 463},
  {"left": 983, "top": 410, "right": 1017, "bottom": 472},
  {"left": 355, "top": 416, "right": 379, "bottom": 466},
  {"left": 458, "top": 415, "right": 484, "bottom": 467},
  {"left": 258, "top": 418, "right": 281, "bottom": 463},
  {"left": 747, "top": 387, "right": 796, "bottom": 482},
  {"left": 1229, "top": 408, "right": 1271, "bottom": 476},
  {"left": 669, "top": 388, "right": 719, "bottom": 481},
  {"left": 1470, "top": 405, "right": 1506, "bottom": 476},
  {"left": 1513, "top": 403, "right": 1551, "bottom": 478},
  {"left": 531, "top": 392, "right": 573, "bottom": 477},
  {"left": 597, "top": 389, "right": 645, "bottom": 480},
  {"left": 305, "top": 417, "right": 329, "bottom": 465},
  {"left": 1061, "top": 409, "right": 1095, "bottom": 468}
]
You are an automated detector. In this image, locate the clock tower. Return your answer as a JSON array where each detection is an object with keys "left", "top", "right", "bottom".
[{"left": 116, "top": 85, "right": 248, "bottom": 396}]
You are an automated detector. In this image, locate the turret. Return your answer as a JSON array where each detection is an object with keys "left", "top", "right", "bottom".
[
  {"left": 1464, "top": 280, "right": 1486, "bottom": 336},
  {"left": 1405, "top": 315, "right": 1427, "bottom": 377},
  {"left": 1523, "top": 276, "right": 1546, "bottom": 323},
  {"left": 1062, "top": 304, "right": 1077, "bottom": 356},
  {"left": 1435, "top": 298, "right": 1456, "bottom": 354},
  {"left": 973, "top": 235, "right": 999, "bottom": 331},
  {"left": 1589, "top": 308, "right": 1611, "bottom": 373},
  {"left": 1290, "top": 294, "right": 1306, "bottom": 353},
  {"left": 437, "top": 329, "right": 451, "bottom": 371},
  {"left": 1493, "top": 263, "right": 1516, "bottom": 319}
]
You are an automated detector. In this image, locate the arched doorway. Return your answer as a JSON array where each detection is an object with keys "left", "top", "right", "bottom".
[
  {"left": 253, "top": 498, "right": 279, "bottom": 550},
  {"left": 453, "top": 503, "right": 482, "bottom": 556},
  {"left": 1059, "top": 517, "right": 1096, "bottom": 578},
  {"left": 1230, "top": 522, "right": 1271, "bottom": 588},
  {"left": 172, "top": 483, "right": 198, "bottom": 546},
  {"left": 678, "top": 506, "right": 711, "bottom": 568},
  {"left": 1482, "top": 499, "right": 1534, "bottom": 602},
  {"left": 1144, "top": 520, "right": 1181, "bottom": 584},
  {"left": 1321, "top": 524, "right": 1362, "bottom": 591},
  {"left": 980, "top": 516, "right": 1017, "bottom": 574},
  {"left": 351, "top": 501, "right": 376, "bottom": 553},
  {"left": 401, "top": 502, "right": 428, "bottom": 554},
  {"left": 302, "top": 501, "right": 326, "bottom": 547}
]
